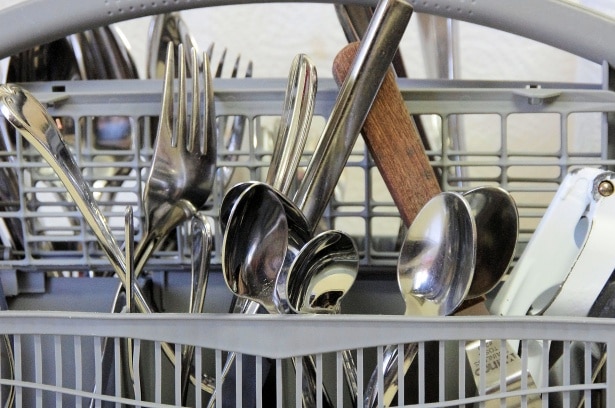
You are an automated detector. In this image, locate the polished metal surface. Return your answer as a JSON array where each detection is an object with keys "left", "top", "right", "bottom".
[
  {"left": 268, "top": 53, "right": 318, "bottom": 193},
  {"left": 146, "top": 12, "right": 253, "bottom": 188},
  {"left": 286, "top": 229, "right": 360, "bottom": 404},
  {"left": 287, "top": 230, "right": 358, "bottom": 315},
  {"left": 136, "top": 43, "right": 216, "bottom": 276},
  {"left": 215, "top": 53, "right": 318, "bottom": 407},
  {"left": 364, "top": 192, "right": 476, "bottom": 407},
  {"left": 463, "top": 186, "right": 518, "bottom": 298},
  {"left": 223, "top": 183, "right": 289, "bottom": 314},
  {"left": 293, "top": 0, "right": 413, "bottom": 232},
  {"left": 98, "top": 42, "right": 217, "bottom": 398},
  {"left": 147, "top": 12, "right": 200, "bottom": 79},
  {"left": 181, "top": 213, "right": 212, "bottom": 404},
  {"left": 0, "top": 83, "right": 153, "bottom": 312},
  {"left": 221, "top": 53, "right": 319, "bottom": 306},
  {"left": 397, "top": 192, "right": 475, "bottom": 316}
]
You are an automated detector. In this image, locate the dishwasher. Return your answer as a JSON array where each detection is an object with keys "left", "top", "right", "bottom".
[{"left": 0, "top": 0, "right": 613, "bottom": 406}]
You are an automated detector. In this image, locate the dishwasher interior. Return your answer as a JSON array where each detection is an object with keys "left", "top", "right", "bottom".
[{"left": 0, "top": 0, "right": 615, "bottom": 407}]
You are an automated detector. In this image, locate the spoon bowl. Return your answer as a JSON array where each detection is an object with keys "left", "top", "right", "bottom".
[
  {"left": 286, "top": 230, "right": 359, "bottom": 314},
  {"left": 398, "top": 191, "right": 476, "bottom": 316},
  {"left": 364, "top": 191, "right": 477, "bottom": 408},
  {"left": 222, "top": 183, "right": 290, "bottom": 314},
  {"left": 463, "top": 186, "right": 519, "bottom": 298}
]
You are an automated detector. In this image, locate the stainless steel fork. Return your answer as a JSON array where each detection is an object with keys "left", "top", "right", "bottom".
[
  {"left": 102, "top": 42, "right": 218, "bottom": 401},
  {"left": 135, "top": 42, "right": 217, "bottom": 275}
]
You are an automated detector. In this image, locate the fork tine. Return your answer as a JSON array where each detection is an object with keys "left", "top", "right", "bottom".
[
  {"left": 189, "top": 47, "right": 200, "bottom": 153},
  {"left": 215, "top": 48, "right": 226, "bottom": 78},
  {"left": 230, "top": 54, "right": 240, "bottom": 79},
  {"left": 205, "top": 42, "right": 214, "bottom": 62},
  {"left": 157, "top": 42, "right": 175, "bottom": 149},
  {"left": 246, "top": 60, "right": 254, "bottom": 78},
  {"left": 175, "top": 43, "right": 187, "bottom": 149},
  {"left": 202, "top": 51, "right": 214, "bottom": 156}
]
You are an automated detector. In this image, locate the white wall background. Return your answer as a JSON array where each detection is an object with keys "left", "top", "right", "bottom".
[{"left": 110, "top": 1, "right": 615, "bottom": 82}]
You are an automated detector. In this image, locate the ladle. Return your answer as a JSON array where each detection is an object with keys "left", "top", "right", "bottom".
[
  {"left": 364, "top": 192, "right": 476, "bottom": 407},
  {"left": 212, "top": 53, "right": 318, "bottom": 408}
]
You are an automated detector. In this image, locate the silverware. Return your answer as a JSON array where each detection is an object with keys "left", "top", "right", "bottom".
[
  {"left": 286, "top": 229, "right": 359, "bottom": 404},
  {"left": 463, "top": 186, "right": 518, "bottom": 299},
  {"left": 0, "top": 84, "right": 216, "bottom": 402},
  {"left": 221, "top": 52, "right": 317, "bottom": 311},
  {"left": 147, "top": 12, "right": 200, "bottom": 79},
  {"left": 181, "top": 213, "right": 212, "bottom": 405},
  {"left": 104, "top": 42, "right": 217, "bottom": 396},
  {"left": 147, "top": 12, "right": 251, "bottom": 188},
  {"left": 213, "top": 53, "right": 318, "bottom": 407},
  {"left": 364, "top": 192, "right": 476, "bottom": 408},
  {"left": 293, "top": 0, "right": 413, "bottom": 231},
  {"left": 0, "top": 83, "right": 149, "bottom": 309},
  {"left": 135, "top": 42, "right": 216, "bottom": 276}
]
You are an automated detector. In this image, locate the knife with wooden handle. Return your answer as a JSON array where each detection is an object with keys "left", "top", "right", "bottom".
[{"left": 332, "top": 41, "right": 440, "bottom": 227}]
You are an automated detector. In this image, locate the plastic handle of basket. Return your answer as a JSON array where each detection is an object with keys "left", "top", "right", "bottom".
[
  {"left": 1, "top": 0, "right": 615, "bottom": 66},
  {"left": 489, "top": 167, "right": 602, "bottom": 318},
  {"left": 332, "top": 44, "right": 440, "bottom": 227}
]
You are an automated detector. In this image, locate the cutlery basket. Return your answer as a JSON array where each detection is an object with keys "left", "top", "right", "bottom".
[{"left": 0, "top": 0, "right": 615, "bottom": 406}]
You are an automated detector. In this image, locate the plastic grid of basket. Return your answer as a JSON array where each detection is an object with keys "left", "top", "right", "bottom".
[
  {"left": 0, "top": 311, "right": 612, "bottom": 407},
  {"left": 0, "top": 75, "right": 613, "bottom": 274},
  {"left": 0, "top": 0, "right": 614, "bottom": 276}
]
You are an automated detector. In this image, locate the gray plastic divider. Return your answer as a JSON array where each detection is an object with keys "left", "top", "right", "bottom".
[
  {"left": 0, "top": 0, "right": 615, "bottom": 65},
  {"left": 0, "top": 311, "right": 612, "bottom": 360}
]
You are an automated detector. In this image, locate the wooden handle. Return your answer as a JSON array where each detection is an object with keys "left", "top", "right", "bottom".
[{"left": 332, "top": 42, "right": 440, "bottom": 226}]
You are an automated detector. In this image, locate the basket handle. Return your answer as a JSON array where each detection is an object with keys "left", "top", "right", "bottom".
[{"left": 1, "top": 0, "right": 614, "bottom": 66}]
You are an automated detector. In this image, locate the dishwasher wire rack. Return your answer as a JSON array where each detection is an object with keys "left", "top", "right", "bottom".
[{"left": 0, "top": 0, "right": 615, "bottom": 407}]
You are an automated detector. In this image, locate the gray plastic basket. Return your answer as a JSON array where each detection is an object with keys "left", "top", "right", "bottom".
[{"left": 0, "top": 311, "right": 613, "bottom": 407}]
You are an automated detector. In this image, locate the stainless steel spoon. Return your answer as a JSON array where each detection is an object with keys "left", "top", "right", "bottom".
[
  {"left": 287, "top": 230, "right": 359, "bottom": 314},
  {"left": 463, "top": 186, "right": 518, "bottom": 299},
  {"left": 286, "top": 229, "right": 360, "bottom": 404},
  {"left": 222, "top": 52, "right": 317, "bottom": 313},
  {"left": 212, "top": 53, "right": 318, "bottom": 408},
  {"left": 364, "top": 192, "right": 476, "bottom": 407}
]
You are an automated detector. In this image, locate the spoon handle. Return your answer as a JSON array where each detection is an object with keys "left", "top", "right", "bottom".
[
  {"left": 332, "top": 44, "right": 440, "bottom": 227},
  {"left": 293, "top": 0, "right": 413, "bottom": 233},
  {"left": 364, "top": 342, "right": 419, "bottom": 408},
  {"left": 0, "top": 84, "right": 152, "bottom": 313},
  {"left": 267, "top": 52, "right": 317, "bottom": 194}
]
